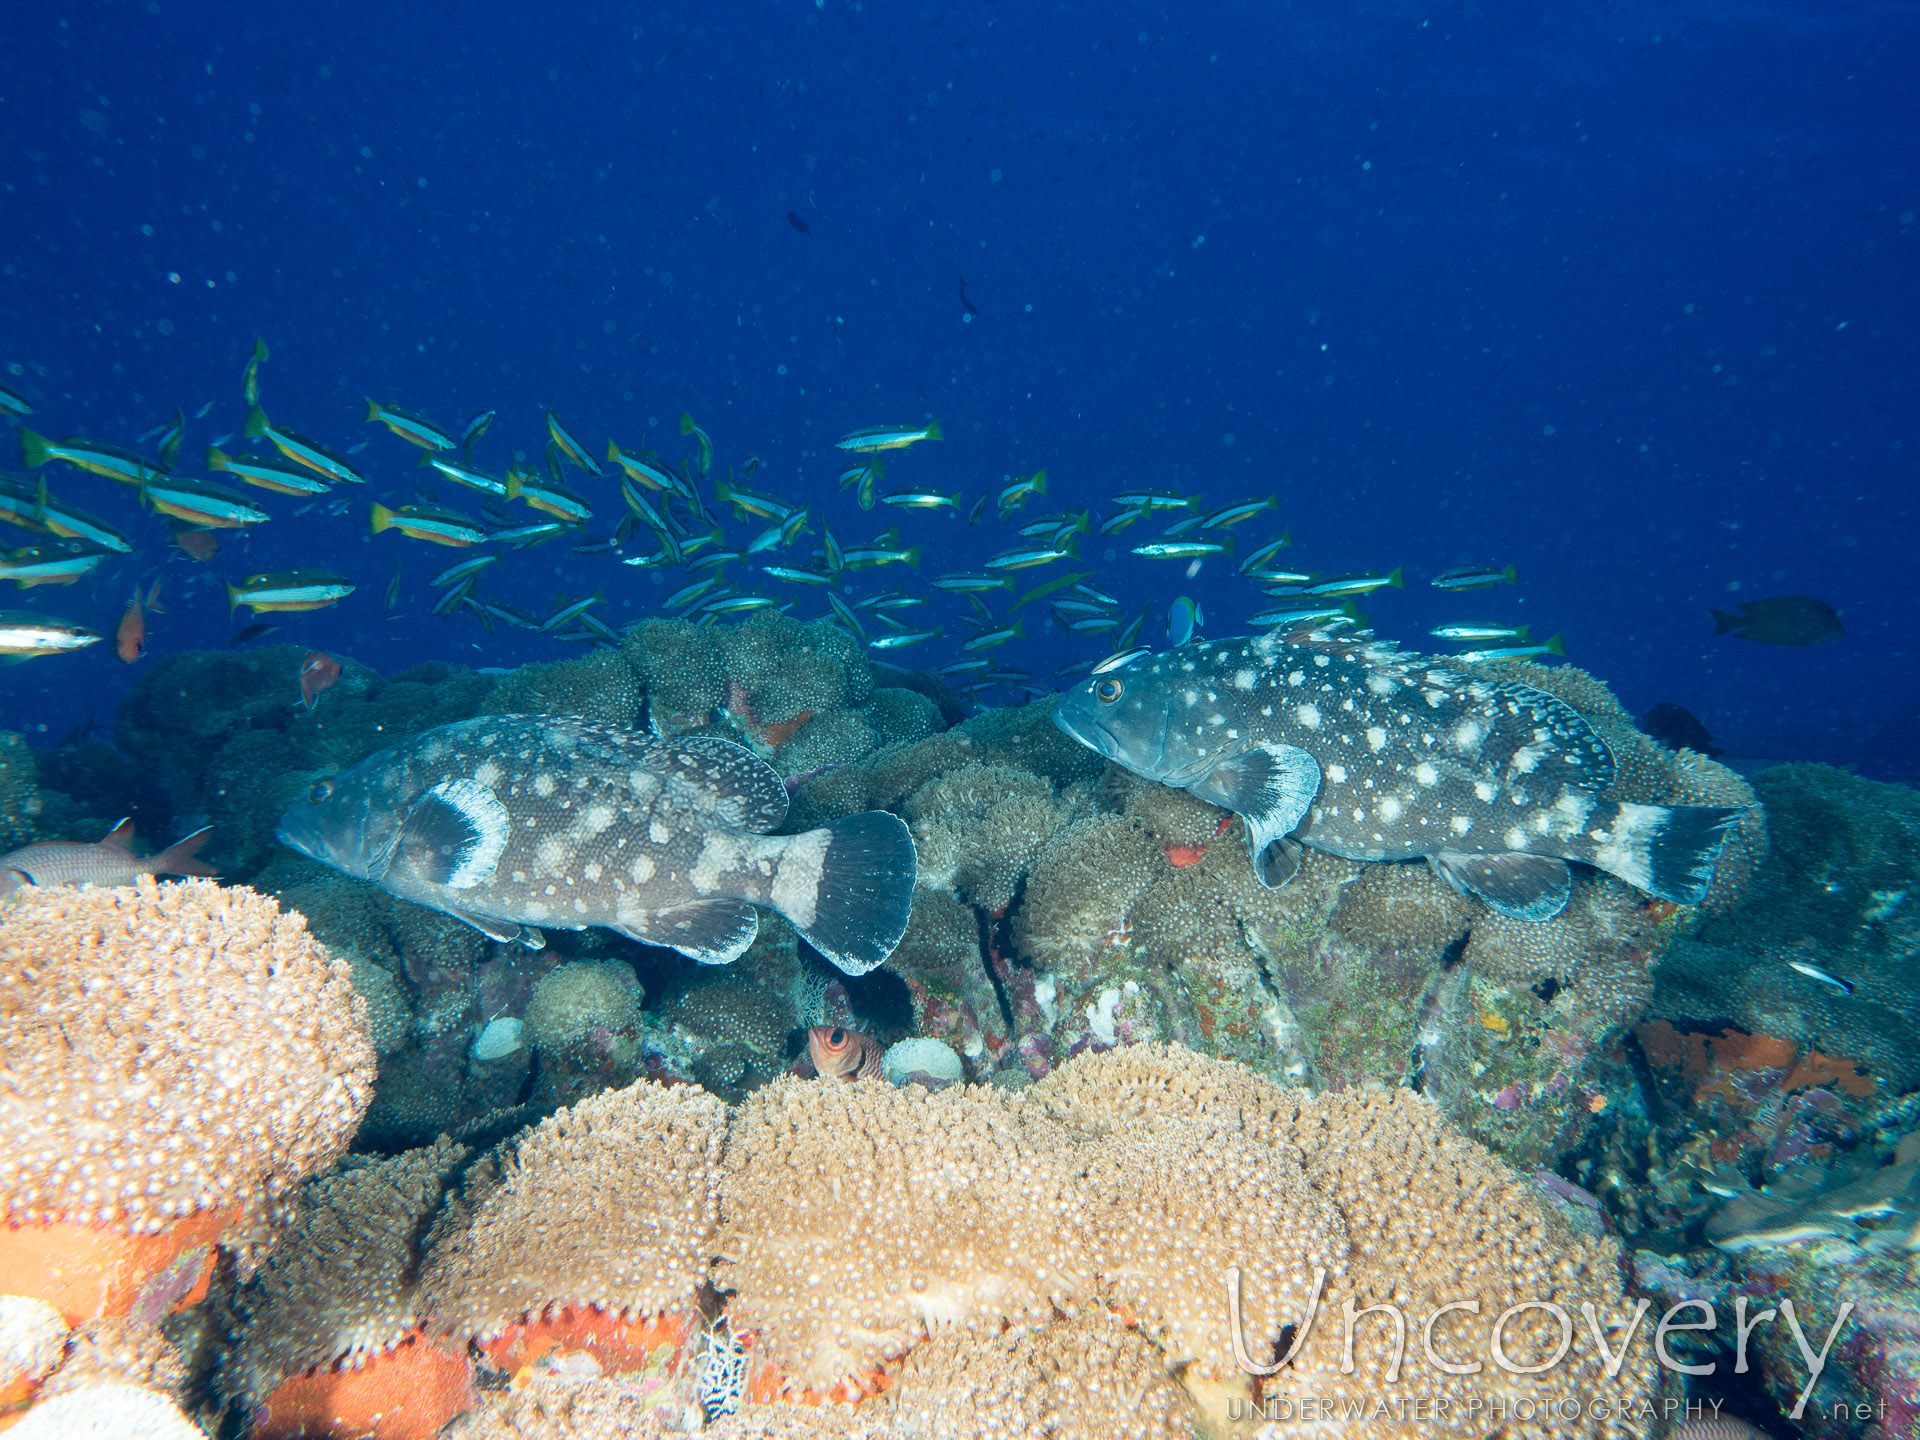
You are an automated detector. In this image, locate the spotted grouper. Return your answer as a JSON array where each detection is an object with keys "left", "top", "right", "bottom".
[
  {"left": 1053, "top": 629, "right": 1740, "bottom": 920},
  {"left": 276, "top": 714, "right": 916, "bottom": 973}
]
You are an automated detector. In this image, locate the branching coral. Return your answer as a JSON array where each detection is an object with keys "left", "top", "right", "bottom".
[{"left": 421, "top": 1079, "right": 726, "bottom": 1341}]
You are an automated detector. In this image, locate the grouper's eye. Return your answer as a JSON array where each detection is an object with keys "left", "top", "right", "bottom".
[
  {"left": 1095, "top": 678, "right": 1124, "bottom": 703},
  {"left": 308, "top": 780, "right": 334, "bottom": 804}
]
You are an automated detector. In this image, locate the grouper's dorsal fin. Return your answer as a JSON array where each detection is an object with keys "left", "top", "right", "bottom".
[{"left": 651, "top": 735, "right": 790, "bottom": 833}]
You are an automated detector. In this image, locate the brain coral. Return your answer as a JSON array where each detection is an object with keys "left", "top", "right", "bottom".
[
  {"left": 421, "top": 1078, "right": 727, "bottom": 1340},
  {"left": 219, "top": 1137, "right": 470, "bottom": 1408},
  {"left": 0, "top": 877, "right": 375, "bottom": 1236}
]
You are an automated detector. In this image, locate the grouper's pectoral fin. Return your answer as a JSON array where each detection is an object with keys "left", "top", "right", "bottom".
[
  {"left": 1184, "top": 742, "right": 1321, "bottom": 889},
  {"left": 615, "top": 899, "right": 758, "bottom": 966},
  {"left": 445, "top": 905, "right": 544, "bottom": 949},
  {"left": 1429, "top": 851, "right": 1572, "bottom": 921}
]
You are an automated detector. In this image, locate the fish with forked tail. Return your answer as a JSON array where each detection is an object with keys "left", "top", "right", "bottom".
[
  {"left": 275, "top": 715, "right": 916, "bottom": 973},
  {"left": 0, "top": 818, "right": 217, "bottom": 898},
  {"left": 1052, "top": 629, "right": 1741, "bottom": 921}
]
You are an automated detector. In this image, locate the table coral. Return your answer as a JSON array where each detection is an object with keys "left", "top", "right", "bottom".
[
  {"left": 0, "top": 880, "right": 374, "bottom": 1292},
  {"left": 420, "top": 1078, "right": 726, "bottom": 1341}
]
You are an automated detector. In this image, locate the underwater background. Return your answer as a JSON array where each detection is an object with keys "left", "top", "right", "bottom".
[{"left": 0, "top": 3, "right": 1916, "bottom": 1440}]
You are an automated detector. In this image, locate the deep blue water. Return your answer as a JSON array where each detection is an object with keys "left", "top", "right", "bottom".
[{"left": 2, "top": 0, "right": 1914, "bottom": 778}]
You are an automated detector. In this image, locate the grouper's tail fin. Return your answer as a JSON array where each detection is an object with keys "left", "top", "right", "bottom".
[
  {"left": 1584, "top": 801, "right": 1741, "bottom": 905},
  {"left": 781, "top": 810, "right": 916, "bottom": 976}
]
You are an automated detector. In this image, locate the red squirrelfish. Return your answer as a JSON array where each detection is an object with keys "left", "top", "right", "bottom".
[
  {"left": 806, "top": 1024, "right": 886, "bottom": 1081},
  {"left": 298, "top": 650, "right": 343, "bottom": 710},
  {"left": 0, "top": 819, "right": 217, "bottom": 897}
]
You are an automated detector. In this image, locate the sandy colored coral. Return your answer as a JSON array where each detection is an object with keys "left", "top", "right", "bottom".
[
  {"left": 1328, "top": 862, "right": 1473, "bottom": 960},
  {"left": 1032, "top": 1046, "right": 1656, "bottom": 1435},
  {"left": 886, "top": 1309, "right": 1197, "bottom": 1440},
  {"left": 663, "top": 977, "right": 795, "bottom": 1057},
  {"left": 1011, "top": 815, "right": 1162, "bottom": 969},
  {"left": 0, "top": 878, "right": 374, "bottom": 1235},
  {"left": 220, "top": 1138, "right": 469, "bottom": 1406},
  {"left": 906, "top": 762, "right": 1075, "bottom": 911},
  {"left": 6, "top": 1381, "right": 206, "bottom": 1439},
  {"left": 481, "top": 651, "right": 644, "bottom": 729},
  {"left": 421, "top": 1080, "right": 726, "bottom": 1340},
  {"left": 0, "top": 1295, "right": 67, "bottom": 1393},
  {"left": 449, "top": 1384, "right": 898, "bottom": 1438},
  {"left": 525, "top": 959, "right": 645, "bottom": 1055},
  {"left": 716, "top": 1078, "right": 1088, "bottom": 1389}
]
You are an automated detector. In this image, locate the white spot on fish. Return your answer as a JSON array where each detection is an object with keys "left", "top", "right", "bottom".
[
  {"left": 535, "top": 836, "right": 568, "bottom": 873},
  {"left": 1234, "top": 669, "right": 1256, "bottom": 690},
  {"left": 1379, "top": 796, "right": 1403, "bottom": 821},
  {"left": 1327, "top": 763, "right": 1348, "bottom": 783},
  {"left": 1366, "top": 726, "right": 1387, "bottom": 752},
  {"left": 1450, "top": 815, "right": 1473, "bottom": 836},
  {"left": 1452, "top": 719, "right": 1485, "bottom": 752},
  {"left": 1296, "top": 703, "right": 1321, "bottom": 729},
  {"left": 629, "top": 854, "right": 656, "bottom": 884},
  {"left": 1504, "top": 826, "right": 1530, "bottom": 850},
  {"left": 583, "top": 862, "right": 603, "bottom": 881},
  {"left": 649, "top": 819, "right": 671, "bottom": 844},
  {"left": 771, "top": 828, "right": 830, "bottom": 929},
  {"left": 1474, "top": 780, "right": 1498, "bottom": 802},
  {"left": 473, "top": 760, "right": 503, "bottom": 788},
  {"left": 1288, "top": 670, "right": 1305, "bottom": 686},
  {"left": 533, "top": 772, "right": 556, "bottom": 798},
  {"left": 1415, "top": 762, "right": 1439, "bottom": 787}
]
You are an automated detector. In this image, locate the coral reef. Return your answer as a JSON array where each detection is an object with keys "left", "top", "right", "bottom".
[
  {"left": 1650, "top": 763, "right": 1919, "bottom": 1092},
  {"left": 718, "top": 1045, "right": 1654, "bottom": 1433},
  {"left": 420, "top": 1079, "right": 726, "bottom": 1341},
  {"left": 219, "top": 1137, "right": 470, "bottom": 1410},
  {"left": 0, "top": 729, "right": 42, "bottom": 846},
  {"left": 0, "top": 877, "right": 374, "bottom": 1247},
  {"left": 480, "top": 648, "right": 643, "bottom": 729}
]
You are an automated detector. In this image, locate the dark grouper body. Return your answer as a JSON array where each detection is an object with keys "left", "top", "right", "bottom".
[
  {"left": 276, "top": 714, "right": 915, "bottom": 973},
  {"left": 1054, "top": 631, "right": 1739, "bottom": 921}
]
